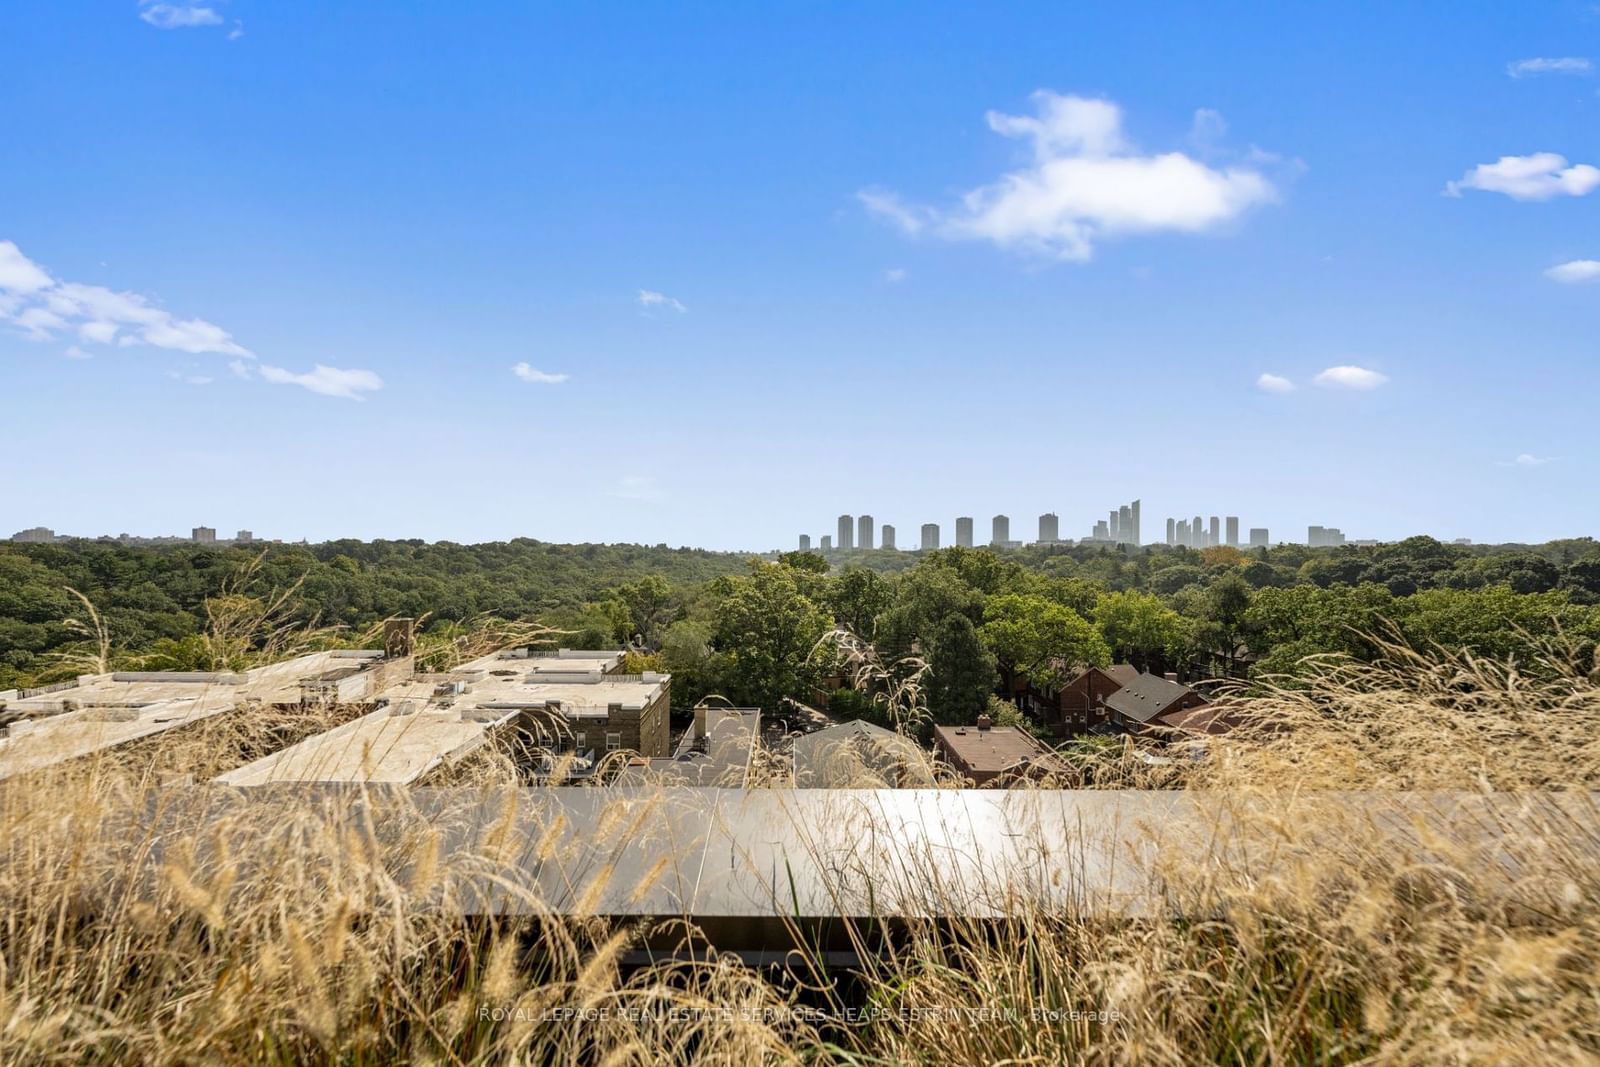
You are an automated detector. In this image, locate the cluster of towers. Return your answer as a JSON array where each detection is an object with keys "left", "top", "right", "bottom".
[
  {"left": 1087, "top": 500, "right": 1140, "bottom": 546},
  {"left": 1164, "top": 514, "right": 1271, "bottom": 549},
  {"left": 799, "top": 503, "right": 1141, "bottom": 552}
]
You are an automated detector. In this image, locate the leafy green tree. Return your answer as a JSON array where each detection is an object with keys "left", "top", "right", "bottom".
[
  {"left": 923, "top": 613, "right": 998, "bottom": 725},
  {"left": 616, "top": 575, "right": 676, "bottom": 648},
  {"left": 873, "top": 567, "right": 985, "bottom": 661},
  {"left": 1471, "top": 553, "right": 1561, "bottom": 595},
  {"left": 1093, "top": 591, "right": 1187, "bottom": 672},
  {"left": 829, "top": 568, "right": 894, "bottom": 640},
  {"left": 1188, "top": 574, "right": 1254, "bottom": 676},
  {"left": 710, "top": 562, "right": 830, "bottom": 711},
  {"left": 1149, "top": 565, "right": 1205, "bottom": 596},
  {"left": 1560, "top": 556, "right": 1600, "bottom": 605},
  {"left": 658, "top": 619, "right": 717, "bottom": 709},
  {"left": 978, "top": 593, "right": 1109, "bottom": 692}
]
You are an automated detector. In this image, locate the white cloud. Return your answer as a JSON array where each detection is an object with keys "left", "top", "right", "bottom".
[
  {"left": 228, "top": 21, "right": 244, "bottom": 40},
  {"left": 1256, "top": 373, "right": 1295, "bottom": 393},
  {"left": 166, "top": 370, "right": 214, "bottom": 386},
  {"left": 138, "top": 3, "right": 224, "bottom": 29},
  {"left": 511, "top": 362, "right": 569, "bottom": 384},
  {"left": 258, "top": 364, "right": 383, "bottom": 400},
  {"left": 860, "top": 91, "right": 1279, "bottom": 261},
  {"left": 1544, "top": 259, "right": 1600, "bottom": 283},
  {"left": 1445, "top": 153, "right": 1600, "bottom": 200},
  {"left": 884, "top": 267, "right": 908, "bottom": 283},
  {"left": 64, "top": 346, "right": 91, "bottom": 360},
  {"left": 1498, "top": 453, "right": 1557, "bottom": 467},
  {"left": 1507, "top": 57, "right": 1593, "bottom": 78},
  {"left": 609, "top": 475, "right": 664, "bottom": 502},
  {"left": 857, "top": 190, "right": 933, "bottom": 235},
  {"left": 1313, "top": 365, "right": 1389, "bottom": 390},
  {"left": 637, "top": 289, "right": 686, "bottom": 313},
  {"left": 228, "top": 358, "right": 252, "bottom": 379},
  {"left": 0, "top": 240, "right": 250, "bottom": 356},
  {"left": 0, "top": 241, "right": 53, "bottom": 293}
]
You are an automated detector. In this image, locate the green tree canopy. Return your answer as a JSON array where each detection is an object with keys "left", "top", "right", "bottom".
[{"left": 978, "top": 593, "right": 1109, "bottom": 692}]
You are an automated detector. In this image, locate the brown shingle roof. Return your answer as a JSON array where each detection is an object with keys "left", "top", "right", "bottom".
[
  {"left": 1103, "top": 673, "right": 1204, "bottom": 724},
  {"left": 933, "top": 725, "right": 1048, "bottom": 776}
]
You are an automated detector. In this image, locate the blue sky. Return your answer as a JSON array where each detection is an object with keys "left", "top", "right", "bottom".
[{"left": 2, "top": 1, "right": 1597, "bottom": 550}]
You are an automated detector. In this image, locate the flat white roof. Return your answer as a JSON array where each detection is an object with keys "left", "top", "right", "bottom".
[
  {"left": 0, "top": 650, "right": 378, "bottom": 781},
  {"left": 213, "top": 650, "right": 669, "bottom": 786},
  {"left": 214, "top": 706, "right": 515, "bottom": 787}
]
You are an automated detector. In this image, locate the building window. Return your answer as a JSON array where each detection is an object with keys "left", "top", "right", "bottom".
[
  {"left": 606, "top": 732, "right": 621, "bottom": 752},
  {"left": 574, "top": 732, "right": 586, "bottom": 751}
]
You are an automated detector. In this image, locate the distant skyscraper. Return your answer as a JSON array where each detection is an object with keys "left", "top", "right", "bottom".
[
  {"left": 1093, "top": 520, "right": 1110, "bottom": 540},
  {"left": 1225, "top": 516, "right": 1239, "bottom": 548},
  {"left": 798, "top": 534, "right": 811, "bottom": 551},
  {"left": 858, "top": 514, "right": 874, "bottom": 551},
  {"left": 1038, "top": 512, "right": 1059, "bottom": 543},
  {"left": 1129, "top": 499, "right": 1141, "bottom": 546},
  {"left": 1308, "top": 526, "right": 1347, "bottom": 548},
  {"left": 881, "top": 524, "right": 896, "bottom": 550},
  {"left": 1192, "top": 515, "right": 1203, "bottom": 547},
  {"left": 955, "top": 516, "right": 973, "bottom": 547},
  {"left": 820, "top": 535, "right": 832, "bottom": 551},
  {"left": 1249, "top": 528, "right": 1269, "bottom": 548},
  {"left": 991, "top": 514, "right": 1010, "bottom": 546},
  {"left": 1208, "top": 516, "right": 1220, "bottom": 548},
  {"left": 837, "top": 514, "right": 854, "bottom": 551},
  {"left": 1108, "top": 510, "right": 1120, "bottom": 543},
  {"left": 1176, "top": 520, "right": 1190, "bottom": 547},
  {"left": 920, "top": 523, "right": 940, "bottom": 551},
  {"left": 1117, "top": 505, "right": 1132, "bottom": 545},
  {"left": 1165, "top": 517, "right": 1176, "bottom": 546},
  {"left": 236, "top": 530, "right": 254, "bottom": 543},
  {"left": 192, "top": 526, "right": 216, "bottom": 543}
]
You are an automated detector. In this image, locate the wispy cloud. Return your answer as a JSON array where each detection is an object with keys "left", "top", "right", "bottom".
[
  {"left": 860, "top": 92, "right": 1281, "bottom": 261},
  {"left": 511, "top": 362, "right": 569, "bottom": 384},
  {"left": 1445, "top": 153, "right": 1600, "bottom": 200},
  {"left": 1498, "top": 453, "right": 1557, "bottom": 467},
  {"left": 637, "top": 289, "right": 686, "bottom": 313},
  {"left": 1545, "top": 259, "right": 1600, "bottom": 283},
  {"left": 166, "top": 370, "right": 214, "bottom": 386},
  {"left": 884, "top": 267, "right": 908, "bottom": 283},
  {"left": 1313, "top": 365, "right": 1389, "bottom": 390},
  {"left": 258, "top": 364, "right": 383, "bottom": 400},
  {"left": 138, "top": 3, "right": 224, "bottom": 29},
  {"left": 1507, "top": 57, "right": 1593, "bottom": 78},
  {"left": 0, "top": 239, "right": 250, "bottom": 356},
  {"left": 609, "top": 475, "right": 664, "bottom": 502},
  {"left": 1256, "top": 372, "right": 1295, "bottom": 393}
]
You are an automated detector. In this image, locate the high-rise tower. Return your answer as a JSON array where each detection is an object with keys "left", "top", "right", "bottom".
[
  {"left": 955, "top": 516, "right": 974, "bottom": 548},
  {"left": 858, "top": 514, "right": 874, "bottom": 551},
  {"left": 837, "top": 515, "right": 854, "bottom": 551}
]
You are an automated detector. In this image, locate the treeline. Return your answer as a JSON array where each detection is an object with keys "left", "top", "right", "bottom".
[
  {"left": 0, "top": 539, "right": 750, "bottom": 690},
  {"left": 4, "top": 538, "right": 1599, "bottom": 732},
  {"left": 580, "top": 539, "right": 1600, "bottom": 728}
]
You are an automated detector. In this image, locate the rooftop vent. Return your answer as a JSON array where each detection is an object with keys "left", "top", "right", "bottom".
[{"left": 976, "top": 714, "right": 992, "bottom": 732}]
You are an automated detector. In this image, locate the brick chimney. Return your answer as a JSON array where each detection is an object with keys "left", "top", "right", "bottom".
[{"left": 976, "top": 713, "right": 992, "bottom": 731}]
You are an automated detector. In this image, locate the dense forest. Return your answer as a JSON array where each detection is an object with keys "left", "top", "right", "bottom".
[{"left": 4, "top": 536, "right": 1599, "bottom": 732}]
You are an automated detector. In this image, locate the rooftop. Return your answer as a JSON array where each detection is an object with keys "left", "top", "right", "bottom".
[
  {"left": 0, "top": 650, "right": 383, "bottom": 781},
  {"left": 215, "top": 654, "right": 670, "bottom": 786},
  {"left": 1103, "top": 673, "right": 1202, "bottom": 724},
  {"left": 934, "top": 724, "right": 1050, "bottom": 776}
]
